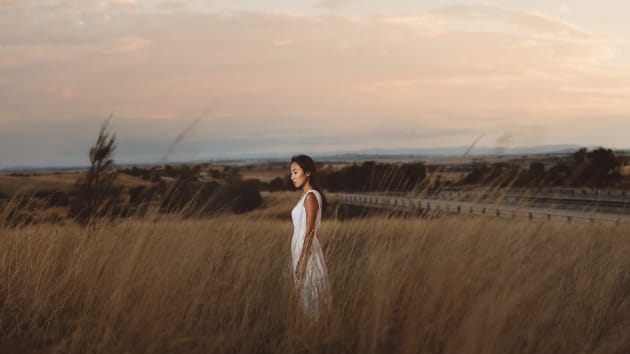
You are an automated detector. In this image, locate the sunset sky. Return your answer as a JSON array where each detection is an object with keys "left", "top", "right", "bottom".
[{"left": 1, "top": 0, "right": 630, "bottom": 167}]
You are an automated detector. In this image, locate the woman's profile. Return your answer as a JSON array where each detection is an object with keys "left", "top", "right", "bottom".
[{"left": 290, "top": 154, "right": 330, "bottom": 319}]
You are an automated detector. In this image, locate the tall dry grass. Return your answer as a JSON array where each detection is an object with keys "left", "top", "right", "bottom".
[{"left": 1, "top": 194, "right": 630, "bottom": 353}]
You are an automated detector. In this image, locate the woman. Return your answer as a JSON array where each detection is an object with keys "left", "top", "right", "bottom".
[{"left": 290, "top": 154, "right": 330, "bottom": 319}]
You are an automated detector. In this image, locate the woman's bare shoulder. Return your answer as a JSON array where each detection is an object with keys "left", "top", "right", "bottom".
[{"left": 303, "top": 192, "right": 319, "bottom": 210}]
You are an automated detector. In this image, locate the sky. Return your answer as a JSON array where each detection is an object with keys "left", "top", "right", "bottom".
[{"left": 1, "top": 0, "right": 630, "bottom": 167}]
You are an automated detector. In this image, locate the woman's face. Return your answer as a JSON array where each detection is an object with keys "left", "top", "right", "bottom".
[{"left": 290, "top": 162, "right": 310, "bottom": 189}]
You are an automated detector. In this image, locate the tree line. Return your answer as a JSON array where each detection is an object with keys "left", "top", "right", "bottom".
[{"left": 457, "top": 147, "right": 625, "bottom": 189}]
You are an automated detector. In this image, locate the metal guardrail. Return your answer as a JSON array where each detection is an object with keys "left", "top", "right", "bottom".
[
  {"left": 368, "top": 189, "right": 630, "bottom": 203},
  {"left": 413, "top": 193, "right": 630, "bottom": 214},
  {"left": 336, "top": 193, "right": 630, "bottom": 224}
]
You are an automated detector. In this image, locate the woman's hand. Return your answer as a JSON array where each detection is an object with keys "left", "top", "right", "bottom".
[{"left": 296, "top": 258, "right": 306, "bottom": 281}]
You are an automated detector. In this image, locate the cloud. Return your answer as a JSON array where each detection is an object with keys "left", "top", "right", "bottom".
[
  {"left": 381, "top": 4, "right": 593, "bottom": 40},
  {"left": 103, "top": 37, "right": 151, "bottom": 54},
  {"left": 1, "top": 4, "right": 630, "bottom": 165},
  {"left": 0, "top": 115, "right": 478, "bottom": 166},
  {"left": 314, "top": 0, "right": 353, "bottom": 11},
  {"left": 0, "top": 0, "right": 27, "bottom": 5},
  {"left": 159, "top": 0, "right": 195, "bottom": 10},
  {"left": 509, "top": 11, "right": 591, "bottom": 38},
  {"left": 92, "top": 0, "right": 137, "bottom": 13},
  {"left": 272, "top": 39, "right": 294, "bottom": 47}
]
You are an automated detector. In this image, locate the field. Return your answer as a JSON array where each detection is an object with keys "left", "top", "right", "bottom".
[
  {"left": 1, "top": 191, "right": 630, "bottom": 353},
  {"left": 0, "top": 172, "right": 153, "bottom": 196}
]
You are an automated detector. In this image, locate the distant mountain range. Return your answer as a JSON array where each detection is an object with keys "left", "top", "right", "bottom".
[
  {"left": 208, "top": 144, "right": 595, "bottom": 161},
  {"left": 321, "top": 144, "right": 585, "bottom": 158},
  {"left": 1, "top": 144, "right": 624, "bottom": 174},
  {"left": 191, "top": 144, "right": 589, "bottom": 162}
]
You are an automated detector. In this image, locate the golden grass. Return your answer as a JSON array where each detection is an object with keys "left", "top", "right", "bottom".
[
  {"left": 0, "top": 172, "right": 153, "bottom": 195},
  {"left": 239, "top": 169, "right": 287, "bottom": 183},
  {"left": 1, "top": 195, "right": 630, "bottom": 353}
]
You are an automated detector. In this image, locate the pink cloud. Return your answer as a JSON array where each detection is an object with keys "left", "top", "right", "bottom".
[
  {"left": 0, "top": 0, "right": 27, "bottom": 5},
  {"left": 1, "top": 5, "right": 629, "bottom": 155}
]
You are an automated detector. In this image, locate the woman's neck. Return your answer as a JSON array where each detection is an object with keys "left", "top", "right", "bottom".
[{"left": 302, "top": 183, "right": 313, "bottom": 194}]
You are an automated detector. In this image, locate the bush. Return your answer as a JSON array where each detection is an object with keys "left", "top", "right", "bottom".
[
  {"left": 157, "top": 179, "right": 262, "bottom": 216},
  {"left": 32, "top": 190, "right": 70, "bottom": 207},
  {"left": 459, "top": 165, "right": 491, "bottom": 185},
  {"left": 49, "top": 191, "right": 70, "bottom": 207},
  {"left": 579, "top": 147, "right": 623, "bottom": 187},
  {"left": 33, "top": 190, "right": 54, "bottom": 200},
  {"left": 129, "top": 185, "right": 162, "bottom": 206},
  {"left": 142, "top": 169, "right": 152, "bottom": 181},
  {"left": 322, "top": 161, "right": 426, "bottom": 192},
  {"left": 269, "top": 177, "right": 288, "bottom": 191},
  {"left": 121, "top": 166, "right": 144, "bottom": 177},
  {"left": 229, "top": 180, "right": 263, "bottom": 214}
]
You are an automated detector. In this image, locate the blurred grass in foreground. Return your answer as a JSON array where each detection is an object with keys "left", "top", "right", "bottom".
[{"left": 1, "top": 198, "right": 630, "bottom": 353}]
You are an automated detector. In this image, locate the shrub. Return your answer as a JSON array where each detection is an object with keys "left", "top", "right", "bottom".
[
  {"left": 229, "top": 180, "right": 263, "bottom": 214},
  {"left": 49, "top": 191, "right": 70, "bottom": 207},
  {"left": 269, "top": 177, "right": 287, "bottom": 191},
  {"left": 31, "top": 190, "right": 69, "bottom": 207},
  {"left": 129, "top": 185, "right": 162, "bottom": 206},
  {"left": 322, "top": 161, "right": 426, "bottom": 192}
]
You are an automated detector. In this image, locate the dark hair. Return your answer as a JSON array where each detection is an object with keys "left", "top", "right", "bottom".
[{"left": 291, "top": 154, "right": 328, "bottom": 211}]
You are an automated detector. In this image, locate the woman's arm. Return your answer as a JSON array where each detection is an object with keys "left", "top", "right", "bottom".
[{"left": 296, "top": 192, "right": 319, "bottom": 280}]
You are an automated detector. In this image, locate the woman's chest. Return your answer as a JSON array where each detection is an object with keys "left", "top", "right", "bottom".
[{"left": 291, "top": 202, "right": 304, "bottom": 225}]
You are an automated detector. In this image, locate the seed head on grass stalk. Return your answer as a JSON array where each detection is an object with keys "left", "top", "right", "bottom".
[{"left": 71, "top": 116, "right": 119, "bottom": 227}]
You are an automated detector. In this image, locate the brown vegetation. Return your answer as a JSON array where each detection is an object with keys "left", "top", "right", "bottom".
[
  {"left": 0, "top": 173, "right": 152, "bottom": 196},
  {"left": 1, "top": 191, "right": 629, "bottom": 353}
]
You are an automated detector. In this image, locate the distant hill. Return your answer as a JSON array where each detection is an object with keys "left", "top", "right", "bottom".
[
  {"left": 2, "top": 144, "right": 625, "bottom": 174},
  {"left": 325, "top": 145, "right": 584, "bottom": 158},
  {"left": 191, "top": 144, "right": 588, "bottom": 162}
]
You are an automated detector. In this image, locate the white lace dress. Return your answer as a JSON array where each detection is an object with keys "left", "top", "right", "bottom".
[{"left": 291, "top": 189, "right": 330, "bottom": 318}]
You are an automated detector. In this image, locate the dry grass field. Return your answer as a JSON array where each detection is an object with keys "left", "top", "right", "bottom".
[
  {"left": 1, "top": 191, "right": 630, "bottom": 353},
  {"left": 0, "top": 172, "right": 152, "bottom": 196},
  {"left": 238, "top": 168, "right": 287, "bottom": 183}
]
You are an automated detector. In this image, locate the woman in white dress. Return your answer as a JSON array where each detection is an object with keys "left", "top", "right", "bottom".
[{"left": 290, "top": 154, "right": 330, "bottom": 319}]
